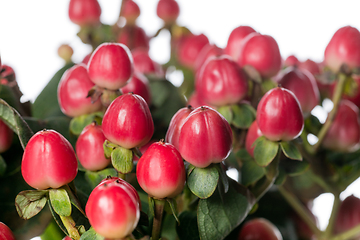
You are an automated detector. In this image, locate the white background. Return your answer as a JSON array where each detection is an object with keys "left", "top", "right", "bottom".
[{"left": 1, "top": 0, "right": 360, "bottom": 233}]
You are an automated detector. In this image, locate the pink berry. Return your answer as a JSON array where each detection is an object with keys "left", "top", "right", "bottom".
[{"left": 87, "top": 43, "right": 134, "bottom": 90}]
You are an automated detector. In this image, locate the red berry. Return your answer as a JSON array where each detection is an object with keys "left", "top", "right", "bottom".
[
  {"left": 178, "top": 106, "right": 233, "bottom": 168},
  {"left": 194, "top": 43, "right": 223, "bottom": 74},
  {"left": 324, "top": 26, "right": 360, "bottom": 73},
  {"left": 99, "top": 176, "right": 141, "bottom": 208},
  {"left": 245, "top": 121, "right": 263, "bottom": 158},
  {"left": 136, "top": 140, "right": 186, "bottom": 199},
  {"left": 237, "top": 33, "right": 282, "bottom": 79},
  {"left": 165, "top": 105, "right": 194, "bottom": 150},
  {"left": 187, "top": 91, "right": 212, "bottom": 109},
  {"left": 121, "top": 71, "right": 152, "bottom": 105},
  {"left": 284, "top": 55, "right": 299, "bottom": 67},
  {"left": 277, "top": 67, "right": 320, "bottom": 115},
  {"left": 256, "top": 87, "right": 304, "bottom": 142},
  {"left": 122, "top": 0, "right": 140, "bottom": 24},
  {"left": 117, "top": 26, "right": 150, "bottom": 51},
  {"left": 195, "top": 55, "right": 248, "bottom": 107},
  {"left": 102, "top": 93, "right": 154, "bottom": 149},
  {"left": 75, "top": 122, "right": 110, "bottom": 171},
  {"left": 323, "top": 100, "right": 360, "bottom": 152},
  {"left": 0, "top": 119, "right": 13, "bottom": 154},
  {"left": 156, "top": 0, "right": 180, "bottom": 24},
  {"left": 58, "top": 64, "right": 102, "bottom": 117},
  {"left": 85, "top": 179, "right": 140, "bottom": 239},
  {"left": 334, "top": 195, "right": 360, "bottom": 236},
  {"left": 238, "top": 218, "right": 283, "bottom": 240},
  {"left": 0, "top": 222, "right": 15, "bottom": 240},
  {"left": 131, "top": 48, "right": 163, "bottom": 77},
  {"left": 68, "top": 0, "right": 101, "bottom": 27},
  {"left": 177, "top": 34, "right": 209, "bottom": 69},
  {"left": 87, "top": 43, "right": 134, "bottom": 90},
  {"left": 225, "top": 25, "right": 256, "bottom": 61},
  {"left": 21, "top": 130, "right": 78, "bottom": 190}
]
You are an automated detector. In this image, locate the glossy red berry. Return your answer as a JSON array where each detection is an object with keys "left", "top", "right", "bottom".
[
  {"left": 165, "top": 105, "right": 194, "bottom": 150},
  {"left": 136, "top": 140, "right": 186, "bottom": 199},
  {"left": 102, "top": 93, "right": 154, "bottom": 149},
  {"left": 225, "top": 26, "right": 256, "bottom": 61},
  {"left": 245, "top": 121, "right": 263, "bottom": 158},
  {"left": 131, "top": 48, "right": 163, "bottom": 77},
  {"left": 75, "top": 122, "right": 110, "bottom": 171},
  {"left": 196, "top": 55, "right": 248, "bottom": 106},
  {"left": 277, "top": 67, "right": 320, "bottom": 115},
  {"left": 85, "top": 178, "right": 140, "bottom": 239},
  {"left": 58, "top": 64, "right": 102, "bottom": 117},
  {"left": 121, "top": 71, "right": 152, "bottom": 105},
  {"left": 68, "top": 0, "right": 101, "bottom": 27},
  {"left": 256, "top": 87, "right": 304, "bottom": 142},
  {"left": 156, "top": 0, "right": 180, "bottom": 24},
  {"left": 87, "top": 43, "right": 134, "bottom": 90},
  {"left": 21, "top": 130, "right": 78, "bottom": 190},
  {"left": 238, "top": 218, "right": 283, "bottom": 240},
  {"left": 194, "top": 43, "right": 223, "bottom": 73},
  {"left": 117, "top": 26, "right": 150, "bottom": 51},
  {"left": 178, "top": 106, "right": 233, "bottom": 168},
  {"left": 0, "top": 119, "right": 13, "bottom": 154},
  {"left": 98, "top": 176, "right": 141, "bottom": 208},
  {"left": 324, "top": 26, "right": 360, "bottom": 73},
  {"left": 177, "top": 34, "right": 209, "bottom": 69},
  {"left": 122, "top": 0, "right": 140, "bottom": 24},
  {"left": 0, "top": 222, "right": 15, "bottom": 240},
  {"left": 334, "top": 195, "right": 360, "bottom": 236},
  {"left": 323, "top": 100, "right": 360, "bottom": 152},
  {"left": 284, "top": 55, "right": 299, "bottom": 67},
  {"left": 237, "top": 33, "right": 282, "bottom": 79}
]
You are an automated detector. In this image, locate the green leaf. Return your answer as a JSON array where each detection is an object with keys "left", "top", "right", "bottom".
[
  {"left": 49, "top": 188, "right": 72, "bottom": 217},
  {"left": 241, "top": 160, "right": 266, "bottom": 186},
  {"left": 0, "top": 99, "right": 34, "bottom": 149},
  {"left": 235, "top": 148, "right": 253, "bottom": 162},
  {"left": 215, "top": 164, "right": 229, "bottom": 194},
  {"left": 253, "top": 136, "right": 279, "bottom": 167},
  {"left": 103, "top": 140, "right": 118, "bottom": 159},
  {"left": 280, "top": 141, "right": 302, "bottom": 161},
  {"left": 197, "top": 180, "right": 255, "bottom": 240},
  {"left": 280, "top": 159, "right": 310, "bottom": 177},
  {"left": 64, "top": 184, "right": 86, "bottom": 216},
  {"left": 176, "top": 211, "right": 200, "bottom": 240},
  {"left": 32, "top": 63, "right": 74, "bottom": 119},
  {"left": 0, "top": 155, "right": 6, "bottom": 177},
  {"left": 274, "top": 166, "right": 287, "bottom": 185},
  {"left": 15, "top": 190, "right": 49, "bottom": 220},
  {"left": 261, "top": 79, "right": 277, "bottom": 94},
  {"left": 166, "top": 198, "right": 180, "bottom": 224},
  {"left": 69, "top": 112, "right": 103, "bottom": 136},
  {"left": 231, "top": 103, "right": 256, "bottom": 129},
  {"left": 79, "top": 227, "right": 105, "bottom": 240},
  {"left": 84, "top": 168, "right": 118, "bottom": 189},
  {"left": 111, "top": 147, "right": 133, "bottom": 174},
  {"left": 0, "top": 84, "right": 24, "bottom": 115},
  {"left": 187, "top": 165, "right": 219, "bottom": 199},
  {"left": 40, "top": 219, "right": 65, "bottom": 240},
  {"left": 217, "top": 106, "right": 233, "bottom": 124}
]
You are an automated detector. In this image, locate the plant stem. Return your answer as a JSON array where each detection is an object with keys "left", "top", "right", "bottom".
[
  {"left": 152, "top": 198, "right": 165, "bottom": 240},
  {"left": 278, "top": 186, "right": 323, "bottom": 238},
  {"left": 312, "top": 73, "right": 347, "bottom": 153},
  {"left": 324, "top": 194, "right": 341, "bottom": 238},
  {"left": 132, "top": 147, "right": 143, "bottom": 159},
  {"left": 118, "top": 172, "right": 126, "bottom": 180},
  {"left": 60, "top": 215, "right": 81, "bottom": 240}
]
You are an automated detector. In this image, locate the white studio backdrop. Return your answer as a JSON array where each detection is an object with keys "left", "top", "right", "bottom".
[{"left": 1, "top": 0, "right": 360, "bottom": 233}]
